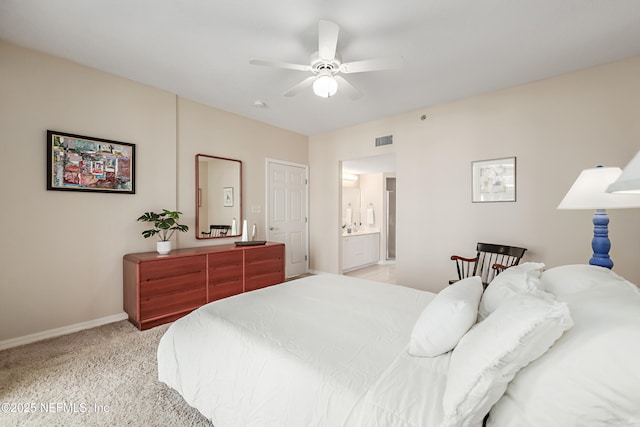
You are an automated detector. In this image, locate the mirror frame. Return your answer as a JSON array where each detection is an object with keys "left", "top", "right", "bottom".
[{"left": 195, "top": 154, "right": 242, "bottom": 240}]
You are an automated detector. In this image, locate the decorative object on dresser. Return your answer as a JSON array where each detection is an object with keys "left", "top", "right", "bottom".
[
  {"left": 240, "top": 219, "right": 249, "bottom": 241},
  {"left": 123, "top": 242, "right": 285, "bottom": 330},
  {"left": 557, "top": 165, "right": 640, "bottom": 269},
  {"left": 46, "top": 130, "right": 136, "bottom": 194},
  {"left": 137, "top": 209, "right": 189, "bottom": 255},
  {"left": 235, "top": 240, "right": 267, "bottom": 247}
]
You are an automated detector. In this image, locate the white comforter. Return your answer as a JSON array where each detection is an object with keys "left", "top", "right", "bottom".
[{"left": 158, "top": 274, "right": 448, "bottom": 427}]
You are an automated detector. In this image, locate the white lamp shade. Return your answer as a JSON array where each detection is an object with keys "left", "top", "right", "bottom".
[
  {"left": 606, "top": 151, "right": 640, "bottom": 194},
  {"left": 558, "top": 166, "right": 640, "bottom": 210},
  {"left": 313, "top": 74, "right": 338, "bottom": 98}
]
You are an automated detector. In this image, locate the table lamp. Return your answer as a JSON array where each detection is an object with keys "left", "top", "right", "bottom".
[
  {"left": 607, "top": 151, "right": 640, "bottom": 194},
  {"left": 557, "top": 165, "right": 640, "bottom": 269}
]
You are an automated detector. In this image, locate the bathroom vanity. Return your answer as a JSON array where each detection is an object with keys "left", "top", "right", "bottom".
[{"left": 342, "top": 230, "right": 380, "bottom": 272}]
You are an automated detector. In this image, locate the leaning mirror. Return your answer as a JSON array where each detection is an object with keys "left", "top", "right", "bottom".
[{"left": 195, "top": 154, "right": 242, "bottom": 239}]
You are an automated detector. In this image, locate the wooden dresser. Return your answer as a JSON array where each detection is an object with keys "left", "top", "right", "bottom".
[{"left": 123, "top": 242, "right": 285, "bottom": 330}]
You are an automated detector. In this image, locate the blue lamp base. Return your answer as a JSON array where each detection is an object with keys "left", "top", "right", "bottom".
[{"left": 589, "top": 209, "right": 613, "bottom": 269}]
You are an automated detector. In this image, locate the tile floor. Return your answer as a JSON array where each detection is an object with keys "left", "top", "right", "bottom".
[
  {"left": 286, "top": 263, "right": 397, "bottom": 285},
  {"left": 344, "top": 263, "right": 396, "bottom": 284}
]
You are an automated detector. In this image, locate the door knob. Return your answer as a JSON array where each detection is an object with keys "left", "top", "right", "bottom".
[{"left": 270, "top": 227, "right": 278, "bottom": 231}]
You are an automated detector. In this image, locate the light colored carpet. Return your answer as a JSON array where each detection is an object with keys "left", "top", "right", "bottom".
[{"left": 0, "top": 321, "right": 212, "bottom": 426}]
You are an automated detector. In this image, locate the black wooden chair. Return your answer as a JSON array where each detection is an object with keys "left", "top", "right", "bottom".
[
  {"left": 201, "top": 224, "right": 232, "bottom": 238},
  {"left": 450, "top": 242, "right": 527, "bottom": 288}
]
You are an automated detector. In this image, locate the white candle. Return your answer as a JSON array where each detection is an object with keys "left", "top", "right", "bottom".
[{"left": 241, "top": 219, "right": 248, "bottom": 241}]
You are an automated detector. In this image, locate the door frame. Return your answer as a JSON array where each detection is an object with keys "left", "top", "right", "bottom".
[{"left": 265, "top": 158, "right": 310, "bottom": 277}]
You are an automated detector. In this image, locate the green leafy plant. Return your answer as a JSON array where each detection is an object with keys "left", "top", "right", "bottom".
[{"left": 137, "top": 209, "right": 189, "bottom": 241}]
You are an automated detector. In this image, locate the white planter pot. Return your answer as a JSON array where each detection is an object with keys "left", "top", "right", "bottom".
[{"left": 157, "top": 241, "right": 172, "bottom": 255}]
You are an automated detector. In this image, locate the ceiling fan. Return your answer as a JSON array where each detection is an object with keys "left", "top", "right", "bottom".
[{"left": 250, "top": 20, "right": 401, "bottom": 100}]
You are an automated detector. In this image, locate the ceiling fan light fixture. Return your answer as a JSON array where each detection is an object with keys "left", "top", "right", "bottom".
[
  {"left": 251, "top": 20, "right": 395, "bottom": 100},
  {"left": 313, "top": 74, "right": 338, "bottom": 98}
]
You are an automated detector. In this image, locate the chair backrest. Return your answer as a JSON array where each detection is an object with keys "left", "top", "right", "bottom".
[
  {"left": 474, "top": 242, "right": 527, "bottom": 284},
  {"left": 209, "top": 224, "right": 232, "bottom": 237}
]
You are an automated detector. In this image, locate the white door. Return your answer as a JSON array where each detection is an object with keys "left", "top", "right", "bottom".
[{"left": 266, "top": 159, "right": 309, "bottom": 278}]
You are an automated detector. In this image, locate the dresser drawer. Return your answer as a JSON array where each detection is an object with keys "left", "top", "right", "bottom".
[
  {"left": 139, "top": 268, "right": 206, "bottom": 299},
  {"left": 139, "top": 255, "right": 206, "bottom": 283},
  {"left": 140, "top": 256, "right": 206, "bottom": 297},
  {"left": 140, "top": 287, "right": 206, "bottom": 321},
  {"left": 139, "top": 255, "right": 207, "bottom": 320},
  {"left": 208, "top": 251, "right": 244, "bottom": 301},
  {"left": 245, "top": 245, "right": 285, "bottom": 291}
]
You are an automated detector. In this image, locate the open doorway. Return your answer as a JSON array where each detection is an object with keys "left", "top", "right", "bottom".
[
  {"left": 386, "top": 176, "right": 396, "bottom": 260},
  {"left": 341, "top": 153, "right": 396, "bottom": 283}
]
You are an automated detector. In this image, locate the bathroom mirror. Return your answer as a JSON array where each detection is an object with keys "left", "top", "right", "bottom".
[{"left": 195, "top": 154, "right": 242, "bottom": 239}]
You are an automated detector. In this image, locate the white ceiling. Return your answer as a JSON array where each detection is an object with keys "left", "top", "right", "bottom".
[{"left": 2, "top": 1, "right": 640, "bottom": 136}]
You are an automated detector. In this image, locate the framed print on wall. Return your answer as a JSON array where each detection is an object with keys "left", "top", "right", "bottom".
[
  {"left": 223, "top": 187, "right": 234, "bottom": 207},
  {"left": 472, "top": 157, "right": 516, "bottom": 202},
  {"left": 47, "top": 130, "right": 136, "bottom": 194}
]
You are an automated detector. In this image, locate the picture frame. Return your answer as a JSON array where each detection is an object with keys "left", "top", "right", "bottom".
[
  {"left": 223, "top": 187, "right": 234, "bottom": 207},
  {"left": 472, "top": 157, "right": 516, "bottom": 203},
  {"left": 47, "top": 130, "right": 135, "bottom": 194}
]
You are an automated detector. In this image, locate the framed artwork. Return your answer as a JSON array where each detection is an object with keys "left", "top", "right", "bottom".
[
  {"left": 472, "top": 157, "right": 516, "bottom": 202},
  {"left": 223, "top": 187, "right": 234, "bottom": 207},
  {"left": 47, "top": 130, "right": 135, "bottom": 194}
]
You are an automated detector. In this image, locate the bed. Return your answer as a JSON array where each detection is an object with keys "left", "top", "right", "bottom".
[{"left": 157, "top": 265, "right": 640, "bottom": 427}]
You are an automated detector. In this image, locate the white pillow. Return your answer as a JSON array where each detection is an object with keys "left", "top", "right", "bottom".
[
  {"left": 441, "top": 293, "right": 573, "bottom": 427},
  {"left": 408, "top": 276, "right": 483, "bottom": 357},
  {"left": 478, "top": 262, "right": 546, "bottom": 320},
  {"left": 540, "top": 264, "right": 630, "bottom": 295},
  {"left": 488, "top": 279, "right": 640, "bottom": 426}
]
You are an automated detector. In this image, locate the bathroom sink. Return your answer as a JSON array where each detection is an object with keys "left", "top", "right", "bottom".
[{"left": 342, "top": 229, "right": 380, "bottom": 237}]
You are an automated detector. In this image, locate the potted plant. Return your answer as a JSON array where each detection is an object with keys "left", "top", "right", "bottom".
[{"left": 137, "top": 209, "right": 189, "bottom": 254}]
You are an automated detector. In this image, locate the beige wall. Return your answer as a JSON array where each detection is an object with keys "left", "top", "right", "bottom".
[
  {"left": 310, "top": 57, "right": 640, "bottom": 292},
  {"left": 0, "top": 41, "right": 307, "bottom": 343},
  {"left": 176, "top": 98, "right": 307, "bottom": 249},
  {"left": 3, "top": 37, "right": 639, "bottom": 344}
]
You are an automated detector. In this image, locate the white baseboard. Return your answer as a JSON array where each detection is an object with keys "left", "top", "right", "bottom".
[{"left": 0, "top": 312, "right": 128, "bottom": 351}]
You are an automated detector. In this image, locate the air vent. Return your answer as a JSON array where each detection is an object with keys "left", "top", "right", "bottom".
[{"left": 375, "top": 135, "right": 393, "bottom": 147}]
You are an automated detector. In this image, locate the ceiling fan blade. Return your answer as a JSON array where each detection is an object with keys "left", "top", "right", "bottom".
[
  {"left": 283, "top": 76, "right": 317, "bottom": 97},
  {"left": 335, "top": 76, "right": 362, "bottom": 100},
  {"left": 250, "top": 58, "right": 311, "bottom": 72},
  {"left": 318, "top": 20, "right": 339, "bottom": 61},
  {"left": 339, "top": 57, "right": 402, "bottom": 74}
]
